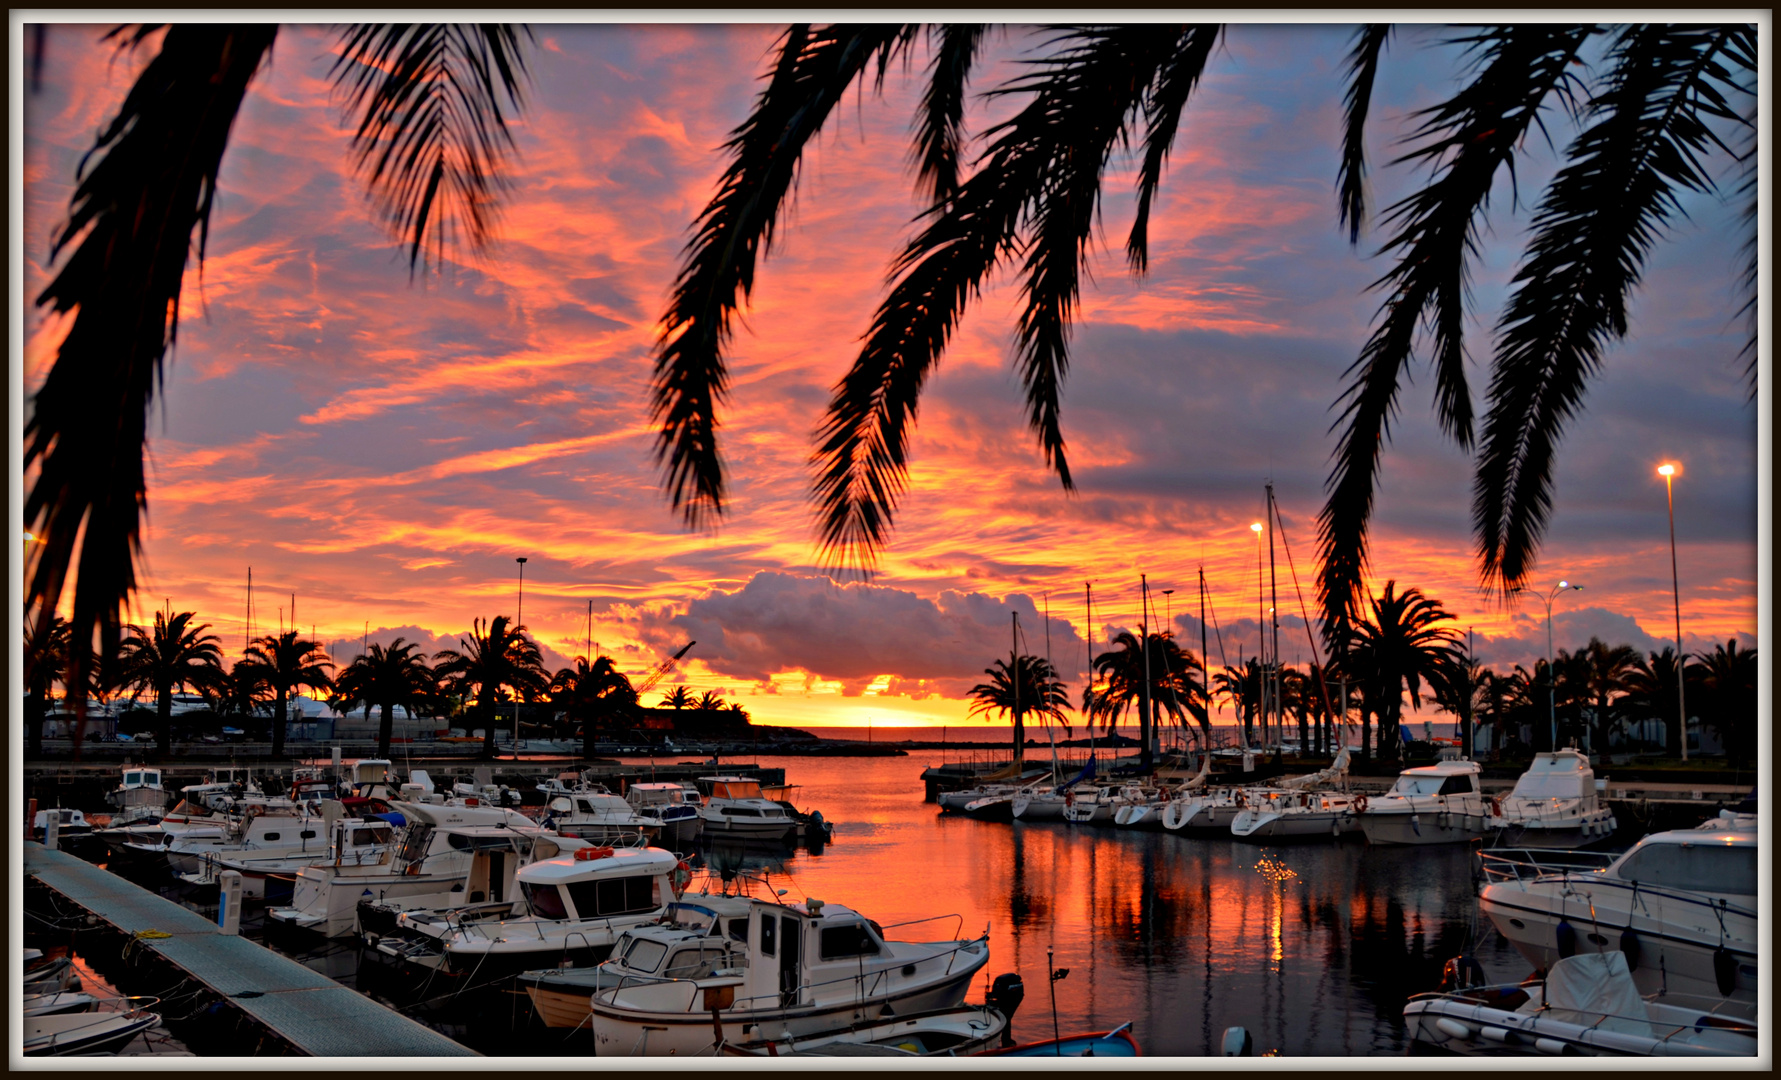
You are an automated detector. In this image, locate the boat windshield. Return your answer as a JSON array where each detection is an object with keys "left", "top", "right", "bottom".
[
  {"left": 1390, "top": 777, "right": 1445, "bottom": 797},
  {"left": 621, "top": 936, "right": 668, "bottom": 973},
  {"left": 661, "top": 903, "right": 719, "bottom": 933},
  {"left": 124, "top": 772, "right": 141, "bottom": 787},
  {"left": 1510, "top": 772, "right": 1586, "bottom": 799},
  {"left": 713, "top": 781, "right": 762, "bottom": 800},
  {"left": 522, "top": 882, "right": 569, "bottom": 921},
  {"left": 1616, "top": 841, "right": 1756, "bottom": 896}
]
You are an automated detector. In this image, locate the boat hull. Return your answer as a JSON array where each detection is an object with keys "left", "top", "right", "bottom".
[
  {"left": 589, "top": 962, "right": 985, "bottom": 1056},
  {"left": 1011, "top": 796, "right": 1066, "bottom": 822},
  {"left": 1357, "top": 806, "right": 1497, "bottom": 846},
  {"left": 1229, "top": 809, "right": 1358, "bottom": 841}
]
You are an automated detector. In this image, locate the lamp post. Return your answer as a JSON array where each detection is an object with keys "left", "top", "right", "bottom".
[
  {"left": 1542, "top": 581, "right": 1582, "bottom": 752},
  {"left": 1659, "top": 463, "right": 1687, "bottom": 761},
  {"left": 1252, "top": 521, "right": 1265, "bottom": 748},
  {"left": 515, "top": 557, "right": 528, "bottom": 758}
]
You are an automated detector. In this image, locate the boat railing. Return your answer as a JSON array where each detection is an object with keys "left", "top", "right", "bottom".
[
  {"left": 1476, "top": 848, "right": 1616, "bottom": 884},
  {"left": 875, "top": 913, "right": 965, "bottom": 940}
]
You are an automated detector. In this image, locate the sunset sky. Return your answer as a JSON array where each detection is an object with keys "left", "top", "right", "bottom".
[{"left": 18, "top": 20, "right": 1764, "bottom": 730}]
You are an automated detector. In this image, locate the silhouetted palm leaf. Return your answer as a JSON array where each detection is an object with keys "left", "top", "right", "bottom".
[
  {"left": 653, "top": 24, "right": 918, "bottom": 529},
  {"left": 331, "top": 23, "right": 533, "bottom": 272},
  {"left": 1472, "top": 24, "right": 1755, "bottom": 594},
  {"left": 814, "top": 27, "right": 1212, "bottom": 567},
  {"left": 1318, "top": 25, "right": 1594, "bottom": 639},
  {"left": 1126, "top": 25, "right": 1222, "bottom": 271},
  {"left": 912, "top": 24, "right": 988, "bottom": 205},
  {"left": 1336, "top": 24, "right": 1392, "bottom": 244},
  {"left": 27, "top": 25, "right": 277, "bottom": 713}
]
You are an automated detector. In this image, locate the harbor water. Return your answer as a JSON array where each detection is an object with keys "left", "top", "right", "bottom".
[{"left": 38, "top": 752, "right": 1532, "bottom": 1057}]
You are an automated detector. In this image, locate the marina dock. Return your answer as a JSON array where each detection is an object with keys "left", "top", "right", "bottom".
[{"left": 24, "top": 843, "right": 478, "bottom": 1057}]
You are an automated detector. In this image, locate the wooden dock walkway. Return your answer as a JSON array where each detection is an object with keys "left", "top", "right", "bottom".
[{"left": 24, "top": 843, "right": 478, "bottom": 1057}]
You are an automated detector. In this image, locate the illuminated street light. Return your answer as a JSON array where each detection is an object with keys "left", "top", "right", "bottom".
[{"left": 1658, "top": 463, "right": 1687, "bottom": 762}]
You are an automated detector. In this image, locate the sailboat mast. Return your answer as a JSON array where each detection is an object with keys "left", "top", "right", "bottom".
[
  {"left": 1267, "top": 481, "right": 1280, "bottom": 756},
  {"left": 1085, "top": 582, "right": 1096, "bottom": 777},
  {"left": 1199, "top": 567, "right": 1210, "bottom": 747},
  {"left": 1139, "top": 574, "right": 1153, "bottom": 772},
  {"left": 1011, "top": 611, "right": 1022, "bottom": 768},
  {"left": 1255, "top": 508, "right": 1266, "bottom": 750}
]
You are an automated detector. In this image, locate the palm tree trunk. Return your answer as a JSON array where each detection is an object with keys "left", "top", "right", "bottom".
[
  {"left": 157, "top": 683, "right": 173, "bottom": 758},
  {"left": 480, "top": 689, "right": 497, "bottom": 761},
  {"left": 271, "top": 686, "right": 287, "bottom": 759},
  {"left": 27, "top": 692, "right": 45, "bottom": 757},
  {"left": 377, "top": 701, "right": 393, "bottom": 759}
]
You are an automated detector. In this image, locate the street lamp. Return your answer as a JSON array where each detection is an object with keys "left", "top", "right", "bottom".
[
  {"left": 1252, "top": 522, "right": 1265, "bottom": 747},
  {"left": 515, "top": 557, "right": 528, "bottom": 758},
  {"left": 1542, "top": 581, "right": 1582, "bottom": 752},
  {"left": 1658, "top": 463, "right": 1687, "bottom": 762}
]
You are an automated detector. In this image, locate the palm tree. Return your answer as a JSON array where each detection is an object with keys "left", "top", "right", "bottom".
[
  {"left": 1084, "top": 631, "right": 1206, "bottom": 765},
  {"left": 23, "top": 613, "right": 73, "bottom": 756},
  {"left": 647, "top": 23, "right": 1755, "bottom": 644},
  {"left": 24, "top": 24, "right": 536, "bottom": 699},
  {"left": 116, "top": 609, "right": 227, "bottom": 757},
  {"left": 1212, "top": 658, "right": 1263, "bottom": 749},
  {"left": 660, "top": 686, "right": 696, "bottom": 711},
  {"left": 968, "top": 654, "right": 1071, "bottom": 758},
  {"left": 550, "top": 655, "right": 638, "bottom": 760},
  {"left": 1687, "top": 639, "right": 1758, "bottom": 766},
  {"left": 696, "top": 690, "right": 727, "bottom": 712},
  {"left": 1341, "top": 582, "right": 1465, "bottom": 762},
  {"left": 1624, "top": 647, "right": 1688, "bottom": 757},
  {"left": 434, "top": 615, "right": 547, "bottom": 761},
  {"left": 1576, "top": 637, "right": 1640, "bottom": 757},
  {"left": 214, "top": 659, "right": 271, "bottom": 724},
  {"left": 238, "top": 631, "right": 335, "bottom": 759},
  {"left": 332, "top": 638, "right": 436, "bottom": 758}
]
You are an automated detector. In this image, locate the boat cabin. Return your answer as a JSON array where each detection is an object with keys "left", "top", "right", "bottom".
[
  {"left": 514, "top": 847, "right": 680, "bottom": 922},
  {"left": 1387, "top": 761, "right": 1481, "bottom": 797},
  {"left": 627, "top": 782, "right": 689, "bottom": 808},
  {"left": 1507, "top": 750, "right": 1596, "bottom": 801},
  {"left": 1610, "top": 830, "right": 1756, "bottom": 898},
  {"left": 703, "top": 777, "right": 764, "bottom": 801},
  {"left": 118, "top": 767, "right": 163, "bottom": 792}
]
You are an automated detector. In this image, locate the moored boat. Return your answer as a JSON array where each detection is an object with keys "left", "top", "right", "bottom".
[
  {"left": 1351, "top": 759, "right": 1499, "bottom": 846},
  {"left": 1492, "top": 750, "right": 1617, "bottom": 848}
]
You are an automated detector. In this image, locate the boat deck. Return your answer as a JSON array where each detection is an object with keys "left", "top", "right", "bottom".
[{"left": 24, "top": 842, "right": 478, "bottom": 1057}]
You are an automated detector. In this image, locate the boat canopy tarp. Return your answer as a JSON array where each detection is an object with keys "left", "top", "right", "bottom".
[{"left": 1542, "top": 952, "right": 1652, "bottom": 1038}]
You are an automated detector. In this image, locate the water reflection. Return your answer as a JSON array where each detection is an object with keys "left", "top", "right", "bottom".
[{"left": 733, "top": 756, "right": 1526, "bottom": 1056}]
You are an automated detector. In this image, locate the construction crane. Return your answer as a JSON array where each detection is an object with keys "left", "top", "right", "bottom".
[{"left": 633, "top": 641, "right": 695, "bottom": 700}]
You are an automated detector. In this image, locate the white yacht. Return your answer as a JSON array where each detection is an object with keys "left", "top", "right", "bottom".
[
  {"left": 267, "top": 800, "right": 562, "bottom": 937},
  {"left": 1493, "top": 750, "right": 1617, "bottom": 848},
  {"left": 371, "top": 845, "right": 681, "bottom": 977},
  {"left": 581, "top": 892, "right": 991, "bottom": 1055},
  {"left": 1478, "top": 817, "right": 1757, "bottom": 1005},
  {"left": 698, "top": 776, "right": 798, "bottom": 843},
  {"left": 543, "top": 791, "right": 659, "bottom": 845},
  {"left": 177, "top": 815, "right": 396, "bottom": 899},
  {"left": 627, "top": 782, "right": 705, "bottom": 847},
  {"left": 1351, "top": 760, "right": 1499, "bottom": 845},
  {"left": 1160, "top": 787, "right": 1245, "bottom": 835}
]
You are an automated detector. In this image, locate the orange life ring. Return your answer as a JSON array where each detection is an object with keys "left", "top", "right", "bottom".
[
  {"left": 1064, "top": 791, "right": 1076, "bottom": 808},
  {"left": 671, "top": 859, "right": 693, "bottom": 897},
  {"left": 1488, "top": 796, "right": 1502, "bottom": 817},
  {"left": 1352, "top": 795, "right": 1369, "bottom": 814},
  {"left": 1160, "top": 788, "right": 1171, "bottom": 803}
]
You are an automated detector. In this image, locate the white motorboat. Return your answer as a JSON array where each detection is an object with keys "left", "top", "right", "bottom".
[
  {"left": 938, "top": 784, "right": 1022, "bottom": 813},
  {"left": 24, "top": 1000, "right": 162, "bottom": 1056},
  {"left": 1492, "top": 750, "right": 1617, "bottom": 848},
  {"left": 698, "top": 776, "right": 799, "bottom": 843},
  {"left": 24, "top": 990, "right": 100, "bottom": 1018},
  {"left": 267, "top": 801, "right": 567, "bottom": 938},
  {"left": 626, "top": 782, "right": 705, "bottom": 847},
  {"left": 1478, "top": 817, "right": 1757, "bottom": 1005},
  {"left": 32, "top": 807, "right": 98, "bottom": 849},
  {"left": 1351, "top": 759, "right": 1500, "bottom": 845},
  {"left": 1011, "top": 787, "right": 1069, "bottom": 821},
  {"left": 371, "top": 845, "right": 682, "bottom": 977},
  {"left": 164, "top": 803, "right": 332, "bottom": 876},
  {"left": 543, "top": 791, "right": 659, "bottom": 845},
  {"left": 1404, "top": 951, "right": 1756, "bottom": 1056},
  {"left": 583, "top": 892, "right": 992, "bottom": 1056},
  {"left": 177, "top": 816, "right": 397, "bottom": 899}
]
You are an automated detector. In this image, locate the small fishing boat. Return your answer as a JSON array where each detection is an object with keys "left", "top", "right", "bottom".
[
  {"left": 583, "top": 892, "right": 991, "bottom": 1055},
  {"left": 1404, "top": 952, "right": 1756, "bottom": 1056},
  {"left": 104, "top": 765, "right": 166, "bottom": 823},
  {"left": 626, "top": 781, "right": 705, "bottom": 847},
  {"left": 697, "top": 776, "right": 799, "bottom": 843},
  {"left": 978, "top": 1023, "right": 1141, "bottom": 1057},
  {"left": 32, "top": 808, "right": 101, "bottom": 856}
]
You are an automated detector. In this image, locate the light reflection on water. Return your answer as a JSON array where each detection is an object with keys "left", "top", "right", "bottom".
[{"left": 719, "top": 755, "right": 1529, "bottom": 1056}]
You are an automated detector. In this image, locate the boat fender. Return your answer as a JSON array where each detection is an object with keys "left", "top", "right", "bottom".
[
  {"left": 1352, "top": 795, "right": 1368, "bottom": 815},
  {"left": 1220, "top": 1026, "right": 1253, "bottom": 1056},
  {"left": 1533, "top": 1037, "right": 1568, "bottom": 1055},
  {"left": 1713, "top": 947, "right": 1737, "bottom": 997},
  {"left": 1434, "top": 1018, "right": 1474, "bottom": 1041},
  {"left": 1555, "top": 920, "right": 1577, "bottom": 960},
  {"left": 986, "top": 972, "right": 1025, "bottom": 1046},
  {"left": 1620, "top": 928, "right": 1641, "bottom": 972}
]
